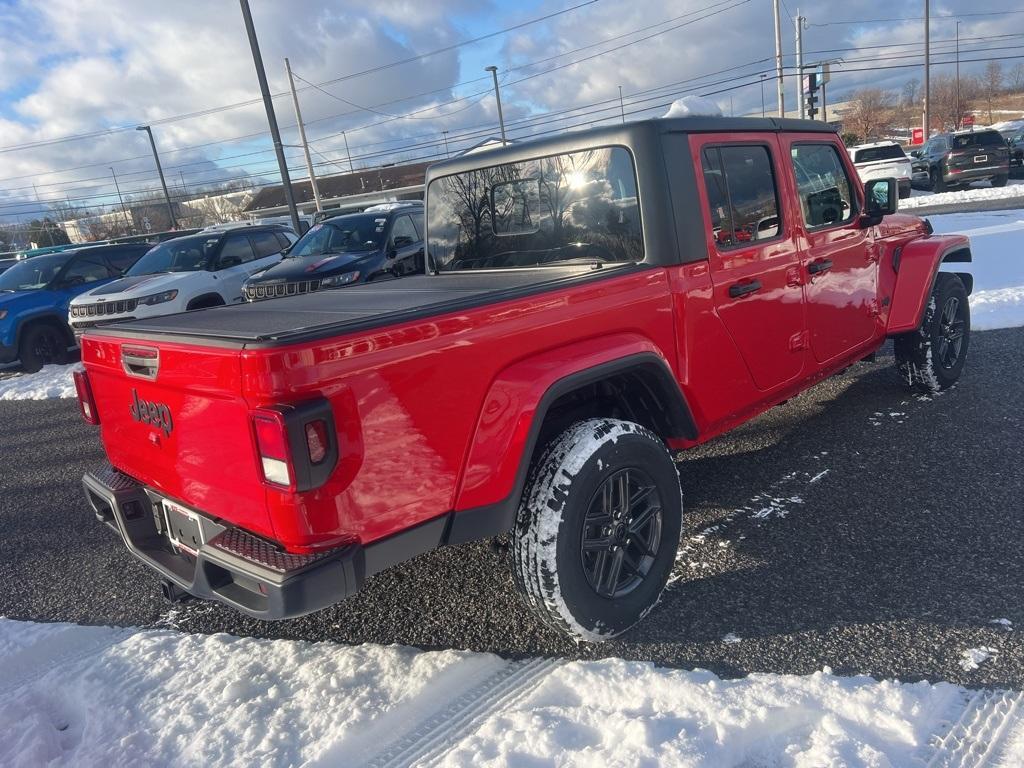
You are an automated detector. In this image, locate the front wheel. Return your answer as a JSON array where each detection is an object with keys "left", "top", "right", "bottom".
[
  {"left": 894, "top": 273, "right": 970, "bottom": 393},
  {"left": 511, "top": 419, "right": 682, "bottom": 641},
  {"left": 992, "top": 174, "right": 1009, "bottom": 188}
]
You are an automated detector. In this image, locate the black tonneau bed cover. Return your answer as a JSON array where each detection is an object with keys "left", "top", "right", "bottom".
[{"left": 91, "top": 266, "right": 633, "bottom": 348}]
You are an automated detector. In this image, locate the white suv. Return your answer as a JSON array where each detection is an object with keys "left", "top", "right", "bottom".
[
  {"left": 69, "top": 224, "right": 296, "bottom": 335},
  {"left": 848, "top": 141, "right": 913, "bottom": 199}
]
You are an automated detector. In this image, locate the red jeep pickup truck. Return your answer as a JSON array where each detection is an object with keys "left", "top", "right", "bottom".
[{"left": 76, "top": 117, "right": 973, "bottom": 641}]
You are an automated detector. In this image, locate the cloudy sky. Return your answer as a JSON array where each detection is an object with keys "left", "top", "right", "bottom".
[{"left": 0, "top": 0, "right": 1022, "bottom": 224}]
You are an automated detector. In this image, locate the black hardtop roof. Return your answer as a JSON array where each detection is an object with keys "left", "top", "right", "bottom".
[
  {"left": 165, "top": 223, "right": 291, "bottom": 245},
  {"left": 426, "top": 116, "right": 836, "bottom": 180}
]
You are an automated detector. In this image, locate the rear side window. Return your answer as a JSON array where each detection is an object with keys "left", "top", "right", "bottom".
[
  {"left": 427, "top": 146, "right": 642, "bottom": 271},
  {"left": 218, "top": 234, "right": 256, "bottom": 266},
  {"left": 105, "top": 247, "right": 147, "bottom": 274},
  {"left": 853, "top": 145, "right": 906, "bottom": 163},
  {"left": 952, "top": 131, "right": 1005, "bottom": 149},
  {"left": 700, "top": 145, "right": 781, "bottom": 248},
  {"left": 249, "top": 231, "right": 283, "bottom": 258},
  {"left": 790, "top": 144, "right": 856, "bottom": 228}
]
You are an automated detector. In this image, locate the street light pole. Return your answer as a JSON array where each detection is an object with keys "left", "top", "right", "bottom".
[
  {"left": 795, "top": 10, "right": 805, "bottom": 117},
  {"left": 135, "top": 125, "right": 177, "bottom": 230},
  {"left": 442, "top": 130, "right": 450, "bottom": 158},
  {"left": 760, "top": 73, "right": 767, "bottom": 117},
  {"left": 285, "top": 57, "right": 322, "bottom": 213},
  {"left": 485, "top": 65, "right": 508, "bottom": 144},
  {"left": 955, "top": 20, "right": 962, "bottom": 129},
  {"left": 110, "top": 167, "right": 132, "bottom": 233},
  {"left": 773, "top": 0, "right": 785, "bottom": 117},
  {"left": 342, "top": 130, "right": 354, "bottom": 173},
  {"left": 238, "top": 0, "right": 301, "bottom": 233},
  {"left": 618, "top": 85, "right": 626, "bottom": 124},
  {"left": 923, "top": 0, "right": 930, "bottom": 140}
]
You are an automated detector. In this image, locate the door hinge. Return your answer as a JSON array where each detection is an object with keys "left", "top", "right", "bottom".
[
  {"left": 868, "top": 299, "right": 881, "bottom": 317},
  {"left": 789, "top": 330, "right": 810, "bottom": 351},
  {"left": 785, "top": 265, "right": 803, "bottom": 287}
]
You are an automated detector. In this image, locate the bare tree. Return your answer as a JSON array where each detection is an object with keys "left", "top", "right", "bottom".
[
  {"left": 844, "top": 88, "right": 895, "bottom": 142},
  {"left": 928, "top": 73, "right": 981, "bottom": 131},
  {"left": 981, "top": 61, "right": 1003, "bottom": 123},
  {"left": 902, "top": 78, "right": 920, "bottom": 108},
  {"left": 1010, "top": 63, "right": 1024, "bottom": 93}
]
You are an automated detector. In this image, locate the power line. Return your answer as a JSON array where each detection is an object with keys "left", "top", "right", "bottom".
[{"left": 809, "top": 9, "right": 1024, "bottom": 27}]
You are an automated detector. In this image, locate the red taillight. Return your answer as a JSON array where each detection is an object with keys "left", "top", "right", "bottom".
[
  {"left": 73, "top": 369, "right": 99, "bottom": 425},
  {"left": 252, "top": 409, "right": 293, "bottom": 489},
  {"left": 305, "top": 419, "right": 328, "bottom": 464}
]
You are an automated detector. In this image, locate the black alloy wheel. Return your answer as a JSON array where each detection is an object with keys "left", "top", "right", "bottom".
[{"left": 581, "top": 468, "right": 663, "bottom": 599}]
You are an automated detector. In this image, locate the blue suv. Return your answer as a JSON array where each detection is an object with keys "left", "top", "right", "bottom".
[{"left": 0, "top": 243, "right": 150, "bottom": 372}]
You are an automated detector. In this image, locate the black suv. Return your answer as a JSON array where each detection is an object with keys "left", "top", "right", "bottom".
[
  {"left": 919, "top": 129, "right": 1010, "bottom": 192},
  {"left": 1008, "top": 132, "right": 1023, "bottom": 172},
  {"left": 244, "top": 203, "right": 424, "bottom": 302}
]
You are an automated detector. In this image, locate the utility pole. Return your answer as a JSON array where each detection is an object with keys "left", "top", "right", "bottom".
[
  {"left": 136, "top": 125, "right": 178, "bottom": 230},
  {"left": 110, "top": 168, "right": 132, "bottom": 233},
  {"left": 442, "top": 130, "right": 450, "bottom": 158},
  {"left": 795, "top": 11, "right": 805, "bottom": 119},
  {"left": 618, "top": 85, "right": 626, "bottom": 124},
  {"left": 31, "top": 183, "right": 54, "bottom": 246},
  {"left": 923, "top": 0, "right": 930, "bottom": 141},
  {"left": 955, "top": 20, "right": 962, "bottom": 129},
  {"left": 773, "top": 0, "right": 785, "bottom": 117},
  {"left": 342, "top": 130, "right": 354, "bottom": 173},
  {"left": 485, "top": 65, "right": 508, "bottom": 143},
  {"left": 238, "top": 0, "right": 300, "bottom": 233},
  {"left": 284, "top": 57, "right": 322, "bottom": 212},
  {"left": 760, "top": 73, "right": 767, "bottom": 117},
  {"left": 178, "top": 170, "right": 189, "bottom": 199}
]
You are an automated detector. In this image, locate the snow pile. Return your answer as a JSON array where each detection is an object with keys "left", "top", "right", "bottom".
[
  {"left": 664, "top": 95, "right": 723, "bottom": 118},
  {"left": 930, "top": 210, "right": 1024, "bottom": 331},
  {"left": 902, "top": 179, "right": 1024, "bottom": 210},
  {"left": 4, "top": 618, "right": 1017, "bottom": 767},
  {"left": 0, "top": 365, "right": 77, "bottom": 400}
]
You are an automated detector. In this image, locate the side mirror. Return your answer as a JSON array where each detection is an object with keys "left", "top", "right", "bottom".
[
  {"left": 862, "top": 178, "right": 897, "bottom": 225},
  {"left": 909, "top": 149, "right": 922, "bottom": 158}
]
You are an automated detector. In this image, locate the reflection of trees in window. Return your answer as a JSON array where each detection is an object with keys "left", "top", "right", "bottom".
[{"left": 427, "top": 146, "right": 643, "bottom": 270}]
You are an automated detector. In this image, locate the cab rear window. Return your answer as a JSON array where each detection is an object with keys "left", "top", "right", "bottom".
[
  {"left": 952, "top": 131, "right": 1005, "bottom": 149},
  {"left": 427, "top": 146, "right": 642, "bottom": 271}
]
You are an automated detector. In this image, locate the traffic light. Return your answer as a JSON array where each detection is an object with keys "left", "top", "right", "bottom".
[{"left": 803, "top": 71, "right": 819, "bottom": 120}]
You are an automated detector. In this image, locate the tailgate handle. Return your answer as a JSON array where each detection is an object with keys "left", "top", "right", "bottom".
[{"left": 121, "top": 346, "right": 160, "bottom": 380}]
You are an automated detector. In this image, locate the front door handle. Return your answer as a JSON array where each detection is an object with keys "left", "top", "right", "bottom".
[
  {"left": 728, "top": 279, "right": 762, "bottom": 298},
  {"left": 807, "top": 258, "right": 833, "bottom": 275}
]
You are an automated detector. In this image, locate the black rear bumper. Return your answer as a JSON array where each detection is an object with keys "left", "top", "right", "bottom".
[{"left": 82, "top": 466, "right": 365, "bottom": 619}]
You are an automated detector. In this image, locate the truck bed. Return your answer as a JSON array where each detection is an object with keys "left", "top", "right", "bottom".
[{"left": 92, "top": 266, "right": 624, "bottom": 347}]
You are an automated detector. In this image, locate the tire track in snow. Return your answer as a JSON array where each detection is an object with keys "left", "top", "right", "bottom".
[
  {"left": 365, "top": 657, "right": 564, "bottom": 768},
  {"left": 923, "top": 689, "right": 1024, "bottom": 767},
  {"left": 0, "top": 625, "right": 133, "bottom": 697}
]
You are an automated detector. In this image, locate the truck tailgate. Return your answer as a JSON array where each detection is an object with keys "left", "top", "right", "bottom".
[{"left": 81, "top": 336, "right": 274, "bottom": 541}]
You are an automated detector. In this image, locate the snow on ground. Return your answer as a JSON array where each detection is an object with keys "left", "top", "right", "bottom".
[
  {"left": 0, "top": 365, "right": 76, "bottom": 400},
  {"left": 6, "top": 618, "right": 1019, "bottom": 768},
  {"left": 902, "top": 178, "right": 1024, "bottom": 210},
  {"left": 931, "top": 209, "right": 1024, "bottom": 330}
]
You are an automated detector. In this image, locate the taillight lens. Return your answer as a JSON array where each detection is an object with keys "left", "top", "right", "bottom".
[
  {"left": 73, "top": 369, "right": 99, "bottom": 425},
  {"left": 305, "top": 419, "right": 328, "bottom": 464},
  {"left": 253, "top": 409, "right": 293, "bottom": 488}
]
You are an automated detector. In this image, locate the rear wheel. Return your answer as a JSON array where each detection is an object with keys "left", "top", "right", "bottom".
[
  {"left": 19, "top": 323, "right": 69, "bottom": 373},
  {"left": 511, "top": 418, "right": 682, "bottom": 641},
  {"left": 894, "top": 273, "right": 970, "bottom": 393},
  {"left": 992, "top": 174, "right": 1009, "bottom": 188}
]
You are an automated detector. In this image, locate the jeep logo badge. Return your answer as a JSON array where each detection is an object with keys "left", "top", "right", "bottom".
[{"left": 130, "top": 389, "right": 173, "bottom": 437}]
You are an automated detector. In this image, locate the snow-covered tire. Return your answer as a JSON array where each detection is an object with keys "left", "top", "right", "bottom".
[
  {"left": 511, "top": 418, "right": 682, "bottom": 642},
  {"left": 894, "top": 273, "right": 970, "bottom": 393}
]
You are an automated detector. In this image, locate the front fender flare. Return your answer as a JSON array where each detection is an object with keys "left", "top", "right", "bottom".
[
  {"left": 887, "top": 234, "right": 971, "bottom": 335},
  {"left": 454, "top": 333, "right": 689, "bottom": 516}
]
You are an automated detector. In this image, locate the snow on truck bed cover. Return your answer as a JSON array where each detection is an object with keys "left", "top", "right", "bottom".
[{"left": 87, "top": 266, "right": 618, "bottom": 346}]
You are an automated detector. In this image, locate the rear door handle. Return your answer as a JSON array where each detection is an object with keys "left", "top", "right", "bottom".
[
  {"left": 807, "top": 258, "right": 833, "bottom": 275},
  {"left": 728, "top": 279, "right": 762, "bottom": 298}
]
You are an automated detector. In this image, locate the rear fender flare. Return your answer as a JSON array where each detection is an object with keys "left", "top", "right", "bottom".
[
  {"left": 454, "top": 333, "right": 693, "bottom": 515},
  {"left": 887, "top": 235, "right": 972, "bottom": 335}
]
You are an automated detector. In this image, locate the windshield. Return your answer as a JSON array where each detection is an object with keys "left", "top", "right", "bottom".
[
  {"left": 0, "top": 253, "right": 69, "bottom": 291},
  {"left": 288, "top": 215, "right": 386, "bottom": 258},
  {"left": 952, "top": 132, "right": 1005, "bottom": 149},
  {"left": 127, "top": 237, "right": 219, "bottom": 275},
  {"left": 854, "top": 145, "right": 906, "bottom": 163}
]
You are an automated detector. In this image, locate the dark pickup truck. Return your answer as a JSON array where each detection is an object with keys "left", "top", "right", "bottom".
[{"left": 76, "top": 117, "right": 973, "bottom": 641}]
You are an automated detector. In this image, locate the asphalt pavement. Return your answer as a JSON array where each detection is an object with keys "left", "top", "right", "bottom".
[{"left": 1, "top": 328, "right": 1023, "bottom": 688}]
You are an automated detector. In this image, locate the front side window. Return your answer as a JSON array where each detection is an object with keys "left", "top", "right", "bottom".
[
  {"left": 427, "top": 146, "right": 642, "bottom": 271},
  {"left": 249, "top": 231, "right": 283, "bottom": 259},
  {"left": 104, "top": 247, "right": 147, "bottom": 274},
  {"left": 62, "top": 255, "right": 111, "bottom": 285},
  {"left": 790, "top": 144, "right": 856, "bottom": 228},
  {"left": 700, "top": 145, "right": 781, "bottom": 248},
  {"left": 0, "top": 253, "right": 68, "bottom": 291},
  {"left": 127, "top": 237, "right": 219, "bottom": 275},
  {"left": 390, "top": 215, "right": 418, "bottom": 246}
]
